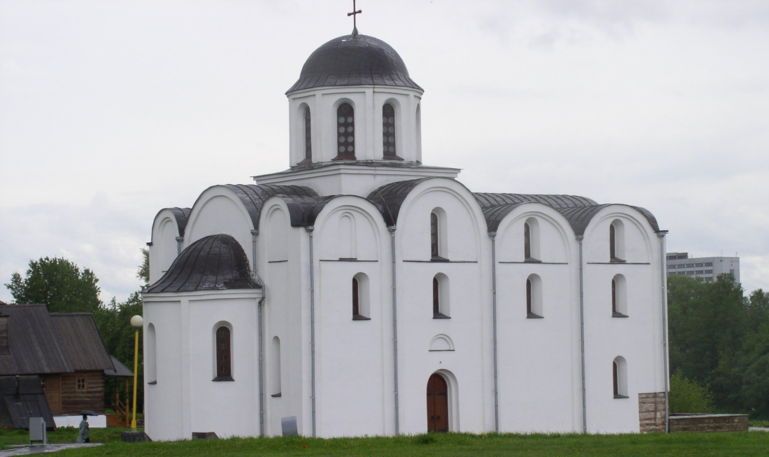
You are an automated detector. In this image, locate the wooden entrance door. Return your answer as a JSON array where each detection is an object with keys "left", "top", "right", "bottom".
[{"left": 426, "top": 373, "right": 449, "bottom": 432}]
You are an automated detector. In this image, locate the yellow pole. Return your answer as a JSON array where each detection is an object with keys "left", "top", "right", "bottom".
[{"left": 131, "top": 329, "right": 139, "bottom": 429}]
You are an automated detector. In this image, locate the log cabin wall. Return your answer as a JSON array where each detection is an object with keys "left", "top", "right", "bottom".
[
  {"left": 42, "top": 374, "right": 63, "bottom": 414},
  {"left": 59, "top": 371, "right": 105, "bottom": 414}
]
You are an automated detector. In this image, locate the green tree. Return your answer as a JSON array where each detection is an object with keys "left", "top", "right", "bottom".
[
  {"left": 669, "top": 372, "right": 713, "bottom": 413},
  {"left": 137, "top": 248, "right": 149, "bottom": 284},
  {"left": 668, "top": 275, "right": 746, "bottom": 409},
  {"left": 5, "top": 257, "right": 101, "bottom": 312}
]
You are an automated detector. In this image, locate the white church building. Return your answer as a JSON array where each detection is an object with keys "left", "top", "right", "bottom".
[{"left": 142, "top": 29, "right": 670, "bottom": 441}]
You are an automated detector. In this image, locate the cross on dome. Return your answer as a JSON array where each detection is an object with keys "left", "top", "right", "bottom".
[{"left": 347, "top": 0, "right": 362, "bottom": 36}]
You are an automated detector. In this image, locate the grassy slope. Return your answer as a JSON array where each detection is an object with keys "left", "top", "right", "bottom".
[{"left": 44, "top": 432, "right": 769, "bottom": 457}]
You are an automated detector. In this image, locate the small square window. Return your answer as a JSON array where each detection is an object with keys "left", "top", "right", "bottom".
[{"left": 76, "top": 377, "right": 86, "bottom": 391}]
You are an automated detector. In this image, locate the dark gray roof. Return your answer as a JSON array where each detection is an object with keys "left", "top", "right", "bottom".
[
  {"left": 0, "top": 305, "right": 116, "bottom": 377},
  {"left": 367, "top": 178, "right": 430, "bottom": 226},
  {"left": 146, "top": 234, "right": 261, "bottom": 294},
  {"left": 474, "top": 193, "right": 598, "bottom": 209},
  {"left": 0, "top": 375, "right": 54, "bottom": 429},
  {"left": 201, "top": 184, "right": 318, "bottom": 233},
  {"left": 365, "top": 179, "right": 661, "bottom": 235},
  {"left": 50, "top": 314, "right": 113, "bottom": 372},
  {"left": 287, "top": 34, "right": 422, "bottom": 94},
  {"left": 0, "top": 305, "right": 71, "bottom": 375},
  {"left": 556, "top": 204, "right": 661, "bottom": 236},
  {"left": 105, "top": 355, "right": 133, "bottom": 377}
]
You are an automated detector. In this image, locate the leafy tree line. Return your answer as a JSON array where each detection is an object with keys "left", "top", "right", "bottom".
[
  {"left": 5, "top": 252, "right": 149, "bottom": 415},
  {"left": 668, "top": 275, "right": 769, "bottom": 418}
]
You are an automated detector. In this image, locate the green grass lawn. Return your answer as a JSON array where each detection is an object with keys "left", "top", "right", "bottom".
[{"left": 3, "top": 430, "right": 764, "bottom": 457}]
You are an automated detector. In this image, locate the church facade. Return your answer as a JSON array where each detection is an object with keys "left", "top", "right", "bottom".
[{"left": 142, "top": 31, "right": 669, "bottom": 441}]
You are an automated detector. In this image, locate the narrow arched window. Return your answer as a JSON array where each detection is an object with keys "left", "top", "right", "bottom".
[
  {"left": 610, "top": 220, "right": 625, "bottom": 262},
  {"left": 526, "top": 274, "right": 543, "bottom": 318},
  {"left": 524, "top": 223, "right": 531, "bottom": 260},
  {"left": 524, "top": 218, "right": 541, "bottom": 261},
  {"left": 612, "top": 274, "right": 628, "bottom": 317},
  {"left": 352, "top": 273, "right": 370, "bottom": 320},
  {"left": 336, "top": 103, "right": 355, "bottom": 159},
  {"left": 431, "top": 209, "right": 447, "bottom": 260},
  {"left": 271, "top": 336, "right": 281, "bottom": 397},
  {"left": 433, "top": 274, "right": 450, "bottom": 319},
  {"left": 431, "top": 212, "right": 439, "bottom": 259},
  {"left": 146, "top": 323, "right": 157, "bottom": 384},
  {"left": 383, "top": 103, "right": 397, "bottom": 159},
  {"left": 303, "top": 105, "right": 312, "bottom": 162},
  {"left": 214, "top": 325, "right": 233, "bottom": 381},
  {"left": 613, "top": 356, "right": 628, "bottom": 398}
]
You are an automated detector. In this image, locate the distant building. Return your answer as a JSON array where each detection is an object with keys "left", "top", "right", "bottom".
[
  {"left": 0, "top": 304, "right": 123, "bottom": 428},
  {"left": 666, "top": 252, "right": 740, "bottom": 283}
]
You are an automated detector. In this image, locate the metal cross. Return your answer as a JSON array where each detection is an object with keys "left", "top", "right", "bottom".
[{"left": 347, "top": 0, "right": 362, "bottom": 36}]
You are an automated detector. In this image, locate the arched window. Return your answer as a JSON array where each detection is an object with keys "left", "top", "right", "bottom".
[
  {"left": 146, "top": 323, "right": 157, "bottom": 384},
  {"left": 431, "top": 209, "right": 447, "bottom": 260},
  {"left": 271, "top": 336, "right": 281, "bottom": 397},
  {"left": 336, "top": 102, "right": 355, "bottom": 160},
  {"left": 433, "top": 274, "right": 450, "bottom": 319},
  {"left": 352, "top": 273, "right": 370, "bottom": 320},
  {"left": 610, "top": 220, "right": 625, "bottom": 262},
  {"left": 303, "top": 105, "right": 312, "bottom": 162},
  {"left": 214, "top": 324, "right": 233, "bottom": 381},
  {"left": 526, "top": 274, "right": 543, "bottom": 318},
  {"left": 613, "top": 356, "right": 628, "bottom": 398},
  {"left": 612, "top": 274, "right": 628, "bottom": 317},
  {"left": 524, "top": 218, "right": 540, "bottom": 262},
  {"left": 383, "top": 103, "right": 397, "bottom": 159}
]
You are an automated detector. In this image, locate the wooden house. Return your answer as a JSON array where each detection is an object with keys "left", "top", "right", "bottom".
[{"left": 0, "top": 304, "right": 117, "bottom": 426}]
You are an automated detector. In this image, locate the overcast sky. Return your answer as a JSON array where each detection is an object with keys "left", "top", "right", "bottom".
[{"left": 1, "top": 0, "right": 768, "bottom": 303}]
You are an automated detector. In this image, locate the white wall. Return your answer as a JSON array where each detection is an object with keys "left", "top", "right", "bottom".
[
  {"left": 149, "top": 210, "right": 181, "bottom": 283},
  {"left": 143, "top": 291, "right": 261, "bottom": 441},
  {"left": 394, "top": 179, "right": 492, "bottom": 434},
  {"left": 494, "top": 206, "right": 582, "bottom": 432},
  {"left": 288, "top": 86, "right": 423, "bottom": 166},
  {"left": 312, "top": 197, "right": 394, "bottom": 437},
  {"left": 581, "top": 208, "right": 665, "bottom": 433}
]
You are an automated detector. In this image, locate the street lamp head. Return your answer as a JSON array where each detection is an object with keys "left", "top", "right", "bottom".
[{"left": 130, "top": 315, "right": 143, "bottom": 329}]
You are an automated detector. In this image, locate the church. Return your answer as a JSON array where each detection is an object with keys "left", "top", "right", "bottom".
[{"left": 142, "top": 24, "right": 670, "bottom": 441}]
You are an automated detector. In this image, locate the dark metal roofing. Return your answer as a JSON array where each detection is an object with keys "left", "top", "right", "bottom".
[
  {"left": 146, "top": 234, "right": 261, "bottom": 294},
  {"left": 474, "top": 193, "right": 598, "bottom": 209},
  {"left": 287, "top": 34, "right": 422, "bottom": 94},
  {"left": 105, "top": 355, "right": 133, "bottom": 377},
  {"left": 367, "top": 178, "right": 430, "bottom": 226},
  {"left": 0, "top": 375, "right": 54, "bottom": 429},
  {"left": 0, "top": 305, "right": 71, "bottom": 375},
  {"left": 555, "top": 204, "right": 661, "bottom": 236},
  {"left": 216, "top": 184, "right": 319, "bottom": 232},
  {"left": 50, "top": 314, "right": 114, "bottom": 372},
  {"left": 165, "top": 207, "right": 191, "bottom": 237}
]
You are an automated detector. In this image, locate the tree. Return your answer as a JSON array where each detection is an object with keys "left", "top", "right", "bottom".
[
  {"left": 137, "top": 248, "right": 149, "bottom": 284},
  {"left": 5, "top": 257, "right": 101, "bottom": 312},
  {"left": 669, "top": 372, "right": 713, "bottom": 413}
]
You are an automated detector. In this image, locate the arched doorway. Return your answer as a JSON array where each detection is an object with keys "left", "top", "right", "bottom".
[{"left": 426, "top": 373, "right": 449, "bottom": 432}]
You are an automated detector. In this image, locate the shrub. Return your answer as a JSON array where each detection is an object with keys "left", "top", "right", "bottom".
[{"left": 670, "top": 372, "right": 714, "bottom": 413}]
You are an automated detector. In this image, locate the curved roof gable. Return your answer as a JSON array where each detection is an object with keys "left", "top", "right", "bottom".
[
  {"left": 218, "top": 184, "right": 319, "bottom": 232},
  {"left": 146, "top": 234, "right": 261, "bottom": 294},
  {"left": 152, "top": 207, "right": 191, "bottom": 238},
  {"left": 556, "top": 204, "right": 661, "bottom": 236},
  {"left": 366, "top": 178, "right": 431, "bottom": 226}
]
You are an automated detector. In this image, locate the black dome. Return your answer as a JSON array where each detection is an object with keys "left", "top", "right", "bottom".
[
  {"left": 146, "top": 234, "right": 260, "bottom": 293},
  {"left": 287, "top": 34, "right": 422, "bottom": 94}
]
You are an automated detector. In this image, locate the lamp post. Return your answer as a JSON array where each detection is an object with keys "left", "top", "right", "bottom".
[{"left": 129, "top": 315, "right": 143, "bottom": 430}]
